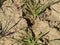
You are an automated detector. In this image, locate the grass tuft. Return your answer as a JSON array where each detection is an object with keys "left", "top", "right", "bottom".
[{"left": 22, "top": 0, "right": 60, "bottom": 19}]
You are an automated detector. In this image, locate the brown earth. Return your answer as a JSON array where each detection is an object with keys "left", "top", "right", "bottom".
[{"left": 0, "top": 0, "right": 60, "bottom": 45}]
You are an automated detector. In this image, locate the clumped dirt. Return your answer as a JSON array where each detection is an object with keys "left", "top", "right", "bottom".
[{"left": 0, "top": 0, "right": 60, "bottom": 45}]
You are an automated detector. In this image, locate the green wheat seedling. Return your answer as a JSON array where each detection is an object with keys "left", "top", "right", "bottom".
[
  {"left": 22, "top": 29, "right": 50, "bottom": 45},
  {"left": 9, "top": 29, "right": 60, "bottom": 45},
  {"left": 22, "top": 0, "right": 60, "bottom": 19},
  {"left": 10, "top": 29, "right": 49, "bottom": 45}
]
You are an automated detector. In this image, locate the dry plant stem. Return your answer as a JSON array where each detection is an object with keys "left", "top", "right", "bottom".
[
  {"left": 0, "top": 17, "right": 21, "bottom": 37},
  {"left": 5, "top": 18, "right": 21, "bottom": 35}
]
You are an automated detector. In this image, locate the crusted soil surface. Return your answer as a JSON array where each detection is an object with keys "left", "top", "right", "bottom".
[{"left": 0, "top": 0, "right": 60, "bottom": 45}]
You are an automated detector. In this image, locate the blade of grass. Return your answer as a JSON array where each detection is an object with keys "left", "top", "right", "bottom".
[{"left": 34, "top": 31, "right": 50, "bottom": 44}]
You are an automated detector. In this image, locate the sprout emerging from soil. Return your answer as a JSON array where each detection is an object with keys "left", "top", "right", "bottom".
[
  {"left": 11, "top": 28, "right": 50, "bottom": 45},
  {"left": 22, "top": 29, "right": 49, "bottom": 45},
  {"left": 22, "top": 0, "right": 60, "bottom": 19}
]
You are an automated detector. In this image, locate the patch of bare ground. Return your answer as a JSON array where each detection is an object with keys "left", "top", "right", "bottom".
[{"left": 0, "top": 0, "right": 60, "bottom": 45}]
